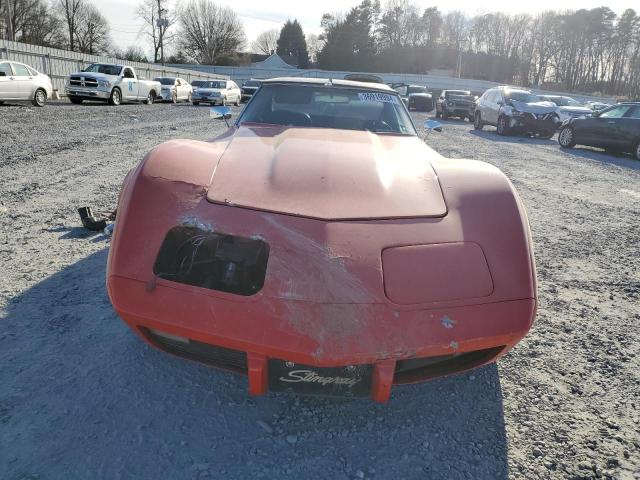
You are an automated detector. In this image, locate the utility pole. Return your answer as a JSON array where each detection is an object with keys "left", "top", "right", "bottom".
[
  {"left": 5, "top": 0, "right": 15, "bottom": 41},
  {"left": 156, "top": 2, "right": 168, "bottom": 66}
]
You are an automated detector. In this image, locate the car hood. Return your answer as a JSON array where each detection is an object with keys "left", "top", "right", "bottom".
[
  {"left": 194, "top": 87, "right": 223, "bottom": 93},
  {"left": 448, "top": 95, "right": 474, "bottom": 103},
  {"left": 558, "top": 106, "right": 592, "bottom": 114},
  {"left": 510, "top": 100, "right": 557, "bottom": 114},
  {"left": 206, "top": 126, "right": 447, "bottom": 220},
  {"left": 70, "top": 72, "right": 117, "bottom": 81}
]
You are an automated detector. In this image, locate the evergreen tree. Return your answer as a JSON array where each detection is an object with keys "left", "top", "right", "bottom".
[
  {"left": 276, "top": 19, "right": 309, "bottom": 68},
  {"left": 317, "top": 0, "right": 379, "bottom": 71}
]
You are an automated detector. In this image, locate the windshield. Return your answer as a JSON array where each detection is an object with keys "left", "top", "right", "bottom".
[
  {"left": 555, "top": 97, "right": 581, "bottom": 107},
  {"left": 507, "top": 91, "right": 541, "bottom": 103},
  {"left": 239, "top": 84, "right": 416, "bottom": 135},
  {"left": 155, "top": 77, "right": 176, "bottom": 85},
  {"left": 408, "top": 86, "right": 427, "bottom": 94},
  {"left": 244, "top": 80, "right": 260, "bottom": 87},
  {"left": 446, "top": 90, "right": 471, "bottom": 97},
  {"left": 192, "top": 80, "right": 226, "bottom": 89},
  {"left": 83, "top": 64, "right": 122, "bottom": 75}
]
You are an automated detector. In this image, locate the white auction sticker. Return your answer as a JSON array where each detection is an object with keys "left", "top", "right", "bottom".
[{"left": 357, "top": 92, "right": 399, "bottom": 104}]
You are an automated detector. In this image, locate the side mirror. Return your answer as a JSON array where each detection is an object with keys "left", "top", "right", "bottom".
[
  {"left": 211, "top": 106, "right": 232, "bottom": 127},
  {"left": 497, "top": 100, "right": 503, "bottom": 106},
  {"left": 424, "top": 120, "right": 443, "bottom": 133},
  {"left": 210, "top": 106, "right": 232, "bottom": 120}
]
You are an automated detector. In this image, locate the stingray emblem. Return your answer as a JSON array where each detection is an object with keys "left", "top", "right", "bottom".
[{"left": 279, "top": 370, "right": 361, "bottom": 388}]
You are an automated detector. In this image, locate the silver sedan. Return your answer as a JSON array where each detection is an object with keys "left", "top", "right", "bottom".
[{"left": 0, "top": 61, "right": 53, "bottom": 107}]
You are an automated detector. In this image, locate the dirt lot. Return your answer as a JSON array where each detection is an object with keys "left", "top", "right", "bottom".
[{"left": 0, "top": 101, "right": 638, "bottom": 480}]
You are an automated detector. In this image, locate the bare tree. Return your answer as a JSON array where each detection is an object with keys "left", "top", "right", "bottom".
[
  {"left": 112, "top": 45, "right": 149, "bottom": 62},
  {"left": 74, "top": 3, "right": 110, "bottom": 54},
  {"left": 251, "top": 28, "right": 278, "bottom": 55},
  {"left": 178, "top": 0, "right": 245, "bottom": 64},
  {"left": 0, "top": 0, "right": 63, "bottom": 46},
  {"left": 306, "top": 33, "right": 324, "bottom": 64},
  {"left": 57, "top": 0, "right": 84, "bottom": 51},
  {"left": 136, "top": 0, "right": 176, "bottom": 63}
]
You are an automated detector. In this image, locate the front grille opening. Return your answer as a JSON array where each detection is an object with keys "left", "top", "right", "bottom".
[
  {"left": 393, "top": 346, "right": 504, "bottom": 384},
  {"left": 143, "top": 327, "right": 248, "bottom": 374},
  {"left": 153, "top": 226, "right": 269, "bottom": 296}
]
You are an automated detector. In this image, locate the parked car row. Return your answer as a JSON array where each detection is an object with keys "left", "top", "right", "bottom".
[
  {"left": 0, "top": 60, "right": 265, "bottom": 108},
  {"left": 469, "top": 85, "right": 639, "bottom": 159}
]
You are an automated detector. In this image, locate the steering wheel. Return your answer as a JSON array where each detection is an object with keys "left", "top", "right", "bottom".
[
  {"left": 365, "top": 119, "right": 393, "bottom": 132},
  {"left": 268, "top": 110, "right": 312, "bottom": 127}
]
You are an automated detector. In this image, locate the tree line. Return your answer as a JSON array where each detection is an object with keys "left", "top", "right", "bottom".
[
  {"left": 317, "top": 0, "right": 640, "bottom": 97},
  {"left": 2, "top": 0, "right": 639, "bottom": 97}
]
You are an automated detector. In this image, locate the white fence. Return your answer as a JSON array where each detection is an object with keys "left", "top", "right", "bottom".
[
  {"left": 172, "top": 64, "right": 617, "bottom": 104},
  {"left": 0, "top": 40, "right": 228, "bottom": 93},
  {"left": 0, "top": 39, "right": 616, "bottom": 104}
]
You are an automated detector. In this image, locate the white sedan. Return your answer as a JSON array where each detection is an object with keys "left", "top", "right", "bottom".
[
  {"left": 154, "top": 77, "right": 193, "bottom": 103},
  {"left": 191, "top": 79, "right": 241, "bottom": 106},
  {"left": 0, "top": 61, "right": 53, "bottom": 107}
]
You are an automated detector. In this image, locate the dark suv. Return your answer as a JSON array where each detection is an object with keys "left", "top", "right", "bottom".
[
  {"left": 474, "top": 86, "right": 559, "bottom": 138},
  {"left": 436, "top": 90, "right": 476, "bottom": 121},
  {"left": 391, "top": 84, "right": 434, "bottom": 112},
  {"left": 241, "top": 79, "right": 261, "bottom": 102}
]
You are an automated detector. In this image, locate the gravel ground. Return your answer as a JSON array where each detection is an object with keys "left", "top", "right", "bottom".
[{"left": 0, "top": 101, "right": 638, "bottom": 480}]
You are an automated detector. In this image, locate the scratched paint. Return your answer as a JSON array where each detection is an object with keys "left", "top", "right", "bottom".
[{"left": 441, "top": 315, "right": 456, "bottom": 329}]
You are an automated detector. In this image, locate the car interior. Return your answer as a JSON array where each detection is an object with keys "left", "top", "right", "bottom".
[{"left": 241, "top": 85, "right": 415, "bottom": 134}]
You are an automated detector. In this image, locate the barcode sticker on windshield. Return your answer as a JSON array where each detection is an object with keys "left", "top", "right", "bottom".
[{"left": 358, "top": 92, "right": 399, "bottom": 104}]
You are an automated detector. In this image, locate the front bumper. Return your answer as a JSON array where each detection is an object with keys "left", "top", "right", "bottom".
[
  {"left": 109, "top": 275, "right": 534, "bottom": 402},
  {"left": 192, "top": 94, "right": 222, "bottom": 104},
  {"left": 445, "top": 105, "right": 474, "bottom": 117},
  {"left": 159, "top": 90, "right": 175, "bottom": 101},
  {"left": 509, "top": 113, "right": 560, "bottom": 133},
  {"left": 65, "top": 87, "right": 110, "bottom": 99}
]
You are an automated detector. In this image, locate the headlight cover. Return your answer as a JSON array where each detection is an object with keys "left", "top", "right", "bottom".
[{"left": 98, "top": 80, "right": 111, "bottom": 89}]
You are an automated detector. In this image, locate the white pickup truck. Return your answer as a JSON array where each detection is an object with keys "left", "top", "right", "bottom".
[{"left": 65, "top": 63, "right": 161, "bottom": 106}]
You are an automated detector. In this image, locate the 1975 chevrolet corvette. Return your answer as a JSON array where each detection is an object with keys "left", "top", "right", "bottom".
[{"left": 107, "top": 78, "right": 537, "bottom": 402}]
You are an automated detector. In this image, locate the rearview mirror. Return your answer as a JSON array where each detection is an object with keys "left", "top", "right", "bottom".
[
  {"left": 424, "top": 120, "right": 443, "bottom": 132},
  {"left": 210, "top": 106, "right": 232, "bottom": 120}
]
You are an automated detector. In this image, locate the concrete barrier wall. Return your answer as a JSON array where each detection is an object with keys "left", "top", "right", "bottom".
[
  {"left": 0, "top": 40, "right": 228, "bottom": 93},
  {"left": 171, "top": 64, "right": 617, "bottom": 104}
]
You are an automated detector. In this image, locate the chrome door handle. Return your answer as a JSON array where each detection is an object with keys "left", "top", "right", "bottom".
[
  {"left": 607, "top": 121, "right": 616, "bottom": 124},
  {"left": 9, "top": 77, "right": 15, "bottom": 80}
]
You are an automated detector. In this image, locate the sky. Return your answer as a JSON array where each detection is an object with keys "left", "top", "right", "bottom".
[{"left": 91, "top": 0, "right": 640, "bottom": 54}]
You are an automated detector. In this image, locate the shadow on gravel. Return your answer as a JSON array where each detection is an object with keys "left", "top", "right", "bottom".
[
  {"left": 0, "top": 249, "right": 508, "bottom": 480},
  {"left": 469, "top": 129, "right": 556, "bottom": 145},
  {"left": 558, "top": 146, "right": 640, "bottom": 170}
]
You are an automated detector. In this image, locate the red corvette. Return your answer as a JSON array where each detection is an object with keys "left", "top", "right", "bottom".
[{"left": 107, "top": 78, "right": 536, "bottom": 402}]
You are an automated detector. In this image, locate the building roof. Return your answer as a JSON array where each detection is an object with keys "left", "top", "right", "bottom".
[{"left": 251, "top": 53, "right": 297, "bottom": 69}]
